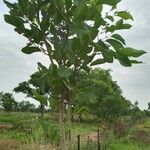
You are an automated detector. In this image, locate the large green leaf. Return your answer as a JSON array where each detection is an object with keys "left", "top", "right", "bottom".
[
  {"left": 3, "top": 0, "right": 15, "bottom": 9},
  {"left": 111, "top": 34, "right": 126, "bottom": 45},
  {"left": 117, "top": 11, "right": 134, "bottom": 20},
  {"left": 57, "top": 66, "right": 72, "bottom": 78},
  {"left": 116, "top": 53, "right": 132, "bottom": 67},
  {"left": 18, "top": 0, "right": 28, "bottom": 14},
  {"left": 118, "top": 47, "right": 146, "bottom": 57},
  {"left": 106, "top": 39, "right": 123, "bottom": 50},
  {"left": 102, "top": 51, "right": 114, "bottom": 63},
  {"left": 71, "top": 37, "right": 81, "bottom": 51},
  {"left": 130, "top": 60, "right": 143, "bottom": 64},
  {"left": 116, "top": 19, "right": 132, "bottom": 30},
  {"left": 40, "top": 14, "right": 50, "bottom": 32},
  {"left": 22, "top": 46, "right": 41, "bottom": 54},
  {"left": 118, "top": 23, "right": 132, "bottom": 30},
  {"left": 32, "top": 90, "right": 48, "bottom": 106},
  {"left": 4, "top": 15, "right": 24, "bottom": 29},
  {"left": 90, "top": 59, "right": 106, "bottom": 66}
]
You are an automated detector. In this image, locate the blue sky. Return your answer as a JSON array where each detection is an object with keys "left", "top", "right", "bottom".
[{"left": 0, "top": 0, "right": 150, "bottom": 109}]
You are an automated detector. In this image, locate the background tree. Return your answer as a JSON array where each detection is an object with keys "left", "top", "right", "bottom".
[
  {"left": 14, "top": 71, "right": 49, "bottom": 117},
  {"left": 148, "top": 102, "right": 150, "bottom": 111},
  {"left": 72, "top": 68, "right": 129, "bottom": 121},
  {"left": 130, "top": 101, "right": 146, "bottom": 123},
  {"left": 143, "top": 102, "right": 150, "bottom": 117},
  {"left": 17, "top": 100, "right": 36, "bottom": 112},
  {"left": 4, "top": 0, "right": 146, "bottom": 149},
  {"left": 0, "top": 92, "right": 17, "bottom": 112}
]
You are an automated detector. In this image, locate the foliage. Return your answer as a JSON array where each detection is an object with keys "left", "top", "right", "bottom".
[
  {"left": 17, "top": 100, "right": 36, "bottom": 112},
  {"left": 14, "top": 72, "right": 49, "bottom": 107},
  {"left": 100, "top": 94, "right": 131, "bottom": 122},
  {"left": 130, "top": 101, "right": 146, "bottom": 122},
  {"left": 4, "top": 0, "right": 146, "bottom": 103},
  {"left": 0, "top": 92, "right": 17, "bottom": 112},
  {"left": 72, "top": 68, "right": 131, "bottom": 122}
]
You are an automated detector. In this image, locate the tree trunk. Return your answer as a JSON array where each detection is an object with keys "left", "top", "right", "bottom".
[
  {"left": 67, "top": 101, "right": 72, "bottom": 149},
  {"left": 59, "top": 96, "right": 67, "bottom": 150},
  {"left": 40, "top": 103, "right": 44, "bottom": 118},
  {"left": 71, "top": 107, "right": 74, "bottom": 122}
]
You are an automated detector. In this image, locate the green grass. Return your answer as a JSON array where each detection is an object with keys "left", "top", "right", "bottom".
[
  {"left": 0, "top": 112, "right": 150, "bottom": 149},
  {"left": 110, "top": 143, "right": 150, "bottom": 150},
  {"left": 72, "top": 122, "right": 98, "bottom": 136}
]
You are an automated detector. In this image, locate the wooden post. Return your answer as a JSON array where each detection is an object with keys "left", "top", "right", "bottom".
[
  {"left": 97, "top": 129, "right": 100, "bottom": 150},
  {"left": 77, "top": 135, "right": 80, "bottom": 150},
  {"left": 68, "top": 129, "right": 71, "bottom": 140}
]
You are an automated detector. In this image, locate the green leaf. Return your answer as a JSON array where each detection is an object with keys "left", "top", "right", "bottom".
[
  {"left": 57, "top": 66, "right": 72, "bottom": 78},
  {"left": 116, "top": 19, "right": 123, "bottom": 26},
  {"left": 106, "top": 15, "right": 114, "bottom": 22},
  {"left": 111, "top": 34, "right": 126, "bottom": 45},
  {"left": 27, "top": 2, "right": 37, "bottom": 21},
  {"left": 117, "top": 53, "right": 132, "bottom": 67},
  {"left": 32, "top": 90, "right": 48, "bottom": 106},
  {"left": 117, "top": 11, "right": 134, "bottom": 20},
  {"left": 3, "top": 0, "right": 15, "bottom": 9},
  {"left": 116, "top": 19, "right": 132, "bottom": 30},
  {"left": 119, "top": 23, "right": 132, "bottom": 29},
  {"left": 77, "top": 29, "right": 90, "bottom": 46},
  {"left": 118, "top": 47, "right": 146, "bottom": 57},
  {"left": 28, "top": 25, "right": 43, "bottom": 43},
  {"left": 18, "top": 0, "right": 28, "bottom": 14},
  {"left": 4, "top": 15, "right": 24, "bottom": 29},
  {"left": 22, "top": 46, "right": 41, "bottom": 54},
  {"left": 90, "top": 59, "right": 106, "bottom": 66},
  {"left": 102, "top": 51, "right": 114, "bottom": 63},
  {"left": 98, "top": 0, "right": 121, "bottom": 6},
  {"left": 40, "top": 15, "right": 50, "bottom": 32},
  {"left": 106, "top": 39, "right": 123, "bottom": 50},
  {"left": 71, "top": 37, "right": 81, "bottom": 51},
  {"left": 130, "top": 60, "right": 143, "bottom": 64}
]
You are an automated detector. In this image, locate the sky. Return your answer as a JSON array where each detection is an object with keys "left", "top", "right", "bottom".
[{"left": 0, "top": 0, "right": 150, "bottom": 109}]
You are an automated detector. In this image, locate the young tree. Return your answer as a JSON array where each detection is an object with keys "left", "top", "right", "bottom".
[{"left": 4, "top": 0, "right": 146, "bottom": 149}]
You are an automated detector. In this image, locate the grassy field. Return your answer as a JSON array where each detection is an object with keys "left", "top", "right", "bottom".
[{"left": 0, "top": 112, "right": 150, "bottom": 150}]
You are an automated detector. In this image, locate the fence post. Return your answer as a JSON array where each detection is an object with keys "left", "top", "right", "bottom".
[
  {"left": 68, "top": 129, "right": 71, "bottom": 140},
  {"left": 77, "top": 135, "right": 80, "bottom": 150},
  {"left": 97, "top": 129, "right": 100, "bottom": 150}
]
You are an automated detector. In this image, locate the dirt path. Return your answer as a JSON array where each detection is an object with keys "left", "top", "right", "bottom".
[{"left": 80, "top": 131, "right": 102, "bottom": 143}]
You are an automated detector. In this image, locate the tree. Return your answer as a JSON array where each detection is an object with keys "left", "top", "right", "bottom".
[
  {"left": 0, "top": 92, "right": 17, "bottom": 112},
  {"left": 4, "top": 0, "right": 146, "bottom": 149},
  {"left": 148, "top": 102, "right": 150, "bottom": 111},
  {"left": 14, "top": 71, "right": 49, "bottom": 117},
  {"left": 100, "top": 94, "right": 130, "bottom": 122},
  {"left": 17, "top": 100, "right": 36, "bottom": 112},
  {"left": 72, "top": 68, "right": 129, "bottom": 121}
]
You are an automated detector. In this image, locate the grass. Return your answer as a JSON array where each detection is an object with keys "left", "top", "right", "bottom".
[
  {"left": 0, "top": 111, "right": 150, "bottom": 149},
  {"left": 109, "top": 143, "right": 150, "bottom": 150},
  {"left": 72, "top": 122, "right": 98, "bottom": 136}
]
